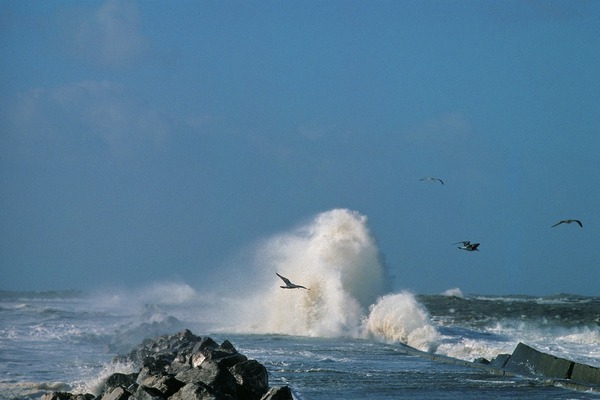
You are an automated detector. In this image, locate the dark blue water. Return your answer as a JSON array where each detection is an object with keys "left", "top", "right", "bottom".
[{"left": 1, "top": 289, "right": 598, "bottom": 399}]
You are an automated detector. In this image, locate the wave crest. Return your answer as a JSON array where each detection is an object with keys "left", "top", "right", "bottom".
[
  {"left": 364, "top": 292, "right": 440, "bottom": 352},
  {"left": 236, "top": 209, "right": 389, "bottom": 337}
]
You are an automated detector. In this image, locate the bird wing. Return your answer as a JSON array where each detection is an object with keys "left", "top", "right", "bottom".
[
  {"left": 452, "top": 241, "right": 470, "bottom": 246},
  {"left": 470, "top": 243, "right": 480, "bottom": 250},
  {"left": 551, "top": 221, "right": 564, "bottom": 228},
  {"left": 575, "top": 220, "right": 583, "bottom": 227},
  {"left": 276, "top": 273, "right": 293, "bottom": 286},
  {"left": 420, "top": 177, "right": 444, "bottom": 184}
]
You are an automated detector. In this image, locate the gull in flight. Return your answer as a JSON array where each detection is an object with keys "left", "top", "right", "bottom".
[
  {"left": 551, "top": 219, "right": 583, "bottom": 228},
  {"left": 420, "top": 177, "right": 444, "bottom": 185},
  {"left": 276, "top": 273, "right": 309, "bottom": 290},
  {"left": 453, "top": 241, "right": 480, "bottom": 251}
]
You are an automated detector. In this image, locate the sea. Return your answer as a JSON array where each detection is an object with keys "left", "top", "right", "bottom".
[{"left": 1, "top": 210, "right": 599, "bottom": 399}]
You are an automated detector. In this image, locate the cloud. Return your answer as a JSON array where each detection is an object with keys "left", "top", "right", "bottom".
[
  {"left": 5, "top": 80, "right": 171, "bottom": 160},
  {"left": 69, "top": 0, "right": 150, "bottom": 68}
]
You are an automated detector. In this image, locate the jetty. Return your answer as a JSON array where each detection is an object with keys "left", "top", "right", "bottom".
[{"left": 403, "top": 341, "right": 600, "bottom": 393}]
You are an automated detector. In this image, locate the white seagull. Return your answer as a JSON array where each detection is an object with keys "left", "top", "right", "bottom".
[
  {"left": 420, "top": 177, "right": 444, "bottom": 185},
  {"left": 551, "top": 219, "right": 583, "bottom": 228},
  {"left": 453, "top": 241, "right": 480, "bottom": 251},
  {"left": 276, "top": 273, "right": 309, "bottom": 290}
]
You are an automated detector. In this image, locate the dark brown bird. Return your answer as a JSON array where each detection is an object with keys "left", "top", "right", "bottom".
[
  {"left": 551, "top": 219, "right": 583, "bottom": 228},
  {"left": 453, "top": 241, "right": 480, "bottom": 251},
  {"left": 419, "top": 177, "right": 444, "bottom": 185},
  {"left": 276, "top": 273, "right": 309, "bottom": 290}
]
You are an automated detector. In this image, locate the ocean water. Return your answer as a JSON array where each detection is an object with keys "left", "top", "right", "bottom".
[{"left": 1, "top": 209, "right": 599, "bottom": 399}]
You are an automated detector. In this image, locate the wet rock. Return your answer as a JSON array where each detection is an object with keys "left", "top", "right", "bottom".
[
  {"left": 571, "top": 363, "right": 600, "bottom": 386},
  {"left": 44, "top": 330, "right": 291, "bottom": 400},
  {"left": 103, "top": 373, "right": 138, "bottom": 395},
  {"left": 505, "top": 342, "right": 574, "bottom": 380},
  {"left": 488, "top": 353, "right": 511, "bottom": 369}
]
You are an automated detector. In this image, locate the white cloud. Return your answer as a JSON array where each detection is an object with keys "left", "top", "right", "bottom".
[
  {"left": 7, "top": 81, "right": 171, "bottom": 160},
  {"left": 70, "top": 0, "right": 150, "bottom": 68}
]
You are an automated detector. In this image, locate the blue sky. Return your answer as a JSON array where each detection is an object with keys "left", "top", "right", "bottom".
[{"left": 1, "top": 0, "right": 599, "bottom": 295}]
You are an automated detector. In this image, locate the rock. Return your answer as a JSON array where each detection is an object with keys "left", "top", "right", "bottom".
[
  {"left": 259, "top": 386, "right": 294, "bottom": 400},
  {"left": 571, "top": 362, "right": 600, "bottom": 385},
  {"left": 177, "top": 360, "right": 237, "bottom": 398},
  {"left": 505, "top": 342, "right": 573, "bottom": 380},
  {"left": 119, "top": 329, "right": 203, "bottom": 366},
  {"left": 190, "top": 340, "right": 248, "bottom": 369},
  {"left": 42, "top": 330, "right": 293, "bottom": 400},
  {"left": 473, "top": 357, "right": 490, "bottom": 365},
  {"left": 229, "top": 360, "right": 269, "bottom": 400},
  {"left": 488, "top": 353, "right": 511, "bottom": 369},
  {"left": 169, "top": 383, "right": 217, "bottom": 400},
  {"left": 130, "top": 385, "right": 165, "bottom": 400},
  {"left": 103, "top": 373, "right": 139, "bottom": 395},
  {"left": 41, "top": 393, "right": 94, "bottom": 400},
  {"left": 139, "top": 373, "right": 184, "bottom": 397},
  {"left": 100, "top": 386, "right": 131, "bottom": 400}
]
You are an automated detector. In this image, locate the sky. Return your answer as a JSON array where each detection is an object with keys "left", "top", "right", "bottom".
[{"left": 1, "top": 0, "right": 599, "bottom": 296}]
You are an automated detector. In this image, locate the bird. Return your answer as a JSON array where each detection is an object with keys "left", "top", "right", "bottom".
[
  {"left": 420, "top": 177, "right": 444, "bottom": 185},
  {"left": 551, "top": 219, "right": 583, "bottom": 228},
  {"left": 276, "top": 273, "right": 309, "bottom": 290},
  {"left": 453, "top": 241, "right": 480, "bottom": 251}
]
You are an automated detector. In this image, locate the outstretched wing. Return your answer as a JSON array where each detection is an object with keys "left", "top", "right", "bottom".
[
  {"left": 276, "top": 273, "right": 293, "bottom": 286},
  {"left": 420, "top": 177, "right": 444, "bottom": 185},
  {"left": 452, "top": 241, "right": 470, "bottom": 246},
  {"left": 574, "top": 220, "right": 583, "bottom": 227},
  {"left": 551, "top": 220, "right": 564, "bottom": 228},
  {"left": 470, "top": 243, "right": 480, "bottom": 250}
]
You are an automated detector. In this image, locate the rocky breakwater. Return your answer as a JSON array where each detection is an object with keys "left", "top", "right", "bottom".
[{"left": 41, "top": 330, "right": 294, "bottom": 400}]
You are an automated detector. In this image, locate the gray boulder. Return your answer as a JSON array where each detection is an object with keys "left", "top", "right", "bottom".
[
  {"left": 99, "top": 387, "right": 130, "bottom": 400},
  {"left": 44, "top": 330, "right": 296, "bottom": 400},
  {"left": 229, "top": 360, "right": 269, "bottom": 400},
  {"left": 169, "top": 383, "right": 217, "bottom": 400}
]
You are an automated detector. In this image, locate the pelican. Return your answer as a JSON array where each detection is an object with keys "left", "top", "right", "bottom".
[
  {"left": 453, "top": 241, "right": 480, "bottom": 251},
  {"left": 551, "top": 219, "right": 583, "bottom": 228},
  {"left": 276, "top": 273, "right": 309, "bottom": 290},
  {"left": 420, "top": 177, "right": 444, "bottom": 185}
]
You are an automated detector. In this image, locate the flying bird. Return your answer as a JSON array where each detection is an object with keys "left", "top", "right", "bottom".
[
  {"left": 420, "top": 177, "right": 444, "bottom": 185},
  {"left": 276, "top": 273, "right": 309, "bottom": 290},
  {"left": 453, "top": 241, "right": 480, "bottom": 251},
  {"left": 551, "top": 219, "right": 583, "bottom": 228}
]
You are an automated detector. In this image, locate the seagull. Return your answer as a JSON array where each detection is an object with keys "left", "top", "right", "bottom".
[
  {"left": 276, "top": 273, "right": 309, "bottom": 290},
  {"left": 420, "top": 177, "right": 444, "bottom": 185},
  {"left": 453, "top": 241, "right": 480, "bottom": 251},
  {"left": 551, "top": 219, "right": 583, "bottom": 228}
]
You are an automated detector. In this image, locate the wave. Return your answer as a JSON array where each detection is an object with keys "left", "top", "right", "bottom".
[
  {"left": 224, "top": 209, "right": 387, "bottom": 337},
  {"left": 363, "top": 292, "right": 440, "bottom": 352},
  {"left": 0, "top": 381, "right": 73, "bottom": 400},
  {"left": 213, "top": 209, "right": 441, "bottom": 352}
]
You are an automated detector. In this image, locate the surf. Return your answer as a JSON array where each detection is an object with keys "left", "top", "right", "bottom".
[{"left": 218, "top": 209, "right": 441, "bottom": 352}]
